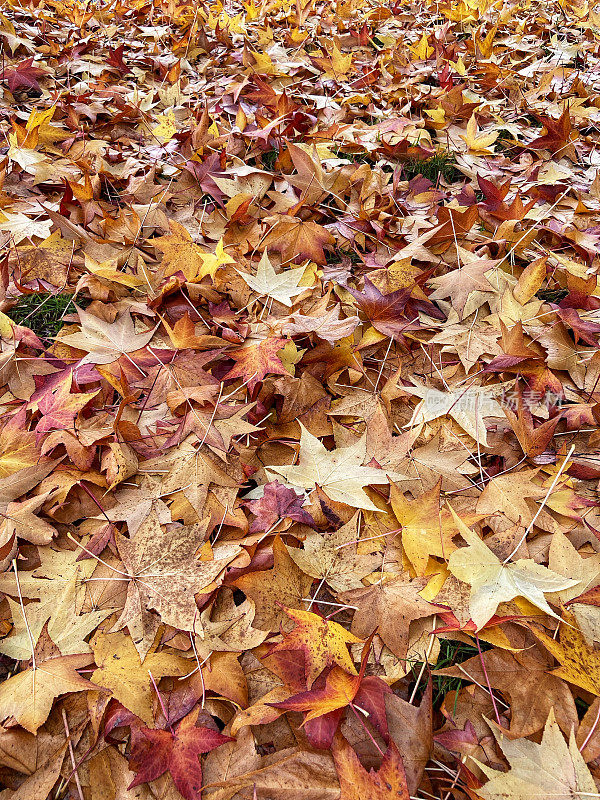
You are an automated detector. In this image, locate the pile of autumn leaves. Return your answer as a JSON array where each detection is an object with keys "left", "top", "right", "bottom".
[{"left": 2, "top": 0, "right": 600, "bottom": 797}]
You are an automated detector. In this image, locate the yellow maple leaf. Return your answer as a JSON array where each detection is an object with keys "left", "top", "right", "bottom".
[
  {"left": 91, "top": 631, "right": 189, "bottom": 725},
  {"left": 330, "top": 42, "right": 353, "bottom": 75},
  {"left": 410, "top": 32, "right": 434, "bottom": 60},
  {"left": 7, "top": 131, "right": 45, "bottom": 173},
  {"left": 268, "top": 607, "right": 361, "bottom": 687},
  {"left": 447, "top": 508, "right": 578, "bottom": 630},
  {"left": 152, "top": 111, "right": 177, "bottom": 143},
  {"left": 425, "top": 107, "right": 446, "bottom": 125},
  {"left": 460, "top": 114, "right": 499, "bottom": 152},
  {"left": 249, "top": 50, "right": 281, "bottom": 75},
  {"left": 0, "top": 656, "right": 100, "bottom": 733},
  {"left": 442, "top": 0, "right": 482, "bottom": 22},
  {"left": 155, "top": 222, "right": 233, "bottom": 282},
  {"left": 221, "top": 11, "right": 246, "bottom": 33},
  {"left": 314, "top": 43, "right": 353, "bottom": 79},
  {"left": 23, "top": 106, "right": 69, "bottom": 148},
  {"left": 84, "top": 254, "right": 144, "bottom": 288},
  {"left": 154, "top": 221, "right": 206, "bottom": 280},
  {"left": 449, "top": 55, "right": 467, "bottom": 75},
  {"left": 534, "top": 609, "right": 600, "bottom": 695},
  {"left": 390, "top": 481, "right": 460, "bottom": 575},
  {"left": 243, "top": 0, "right": 259, "bottom": 20},
  {"left": 269, "top": 423, "right": 403, "bottom": 512},
  {"left": 197, "top": 238, "right": 236, "bottom": 280}
]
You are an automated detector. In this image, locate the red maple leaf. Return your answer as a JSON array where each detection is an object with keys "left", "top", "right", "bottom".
[
  {"left": 269, "top": 636, "right": 391, "bottom": 749},
  {"left": 225, "top": 336, "right": 289, "bottom": 393},
  {"left": 529, "top": 108, "right": 575, "bottom": 154},
  {"left": 246, "top": 480, "right": 314, "bottom": 532},
  {"left": 477, "top": 175, "right": 511, "bottom": 211},
  {"left": 553, "top": 306, "right": 600, "bottom": 346},
  {"left": 33, "top": 370, "right": 99, "bottom": 438},
  {"left": 106, "top": 44, "right": 129, "bottom": 74},
  {"left": 1, "top": 58, "right": 45, "bottom": 93},
  {"left": 348, "top": 277, "right": 442, "bottom": 341},
  {"left": 128, "top": 709, "right": 233, "bottom": 800}
]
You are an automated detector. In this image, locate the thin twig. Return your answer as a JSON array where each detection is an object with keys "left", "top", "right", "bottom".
[{"left": 62, "top": 708, "right": 84, "bottom": 800}]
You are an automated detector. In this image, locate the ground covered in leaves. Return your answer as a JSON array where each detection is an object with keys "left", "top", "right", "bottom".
[{"left": 1, "top": 0, "right": 600, "bottom": 797}]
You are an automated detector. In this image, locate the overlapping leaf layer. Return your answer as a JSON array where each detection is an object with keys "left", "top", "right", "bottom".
[{"left": 0, "top": 0, "right": 600, "bottom": 797}]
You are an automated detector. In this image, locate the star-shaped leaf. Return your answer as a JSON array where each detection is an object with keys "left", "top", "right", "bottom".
[
  {"left": 233, "top": 536, "right": 313, "bottom": 631},
  {"left": 115, "top": 511, "right": 240, "bottom": 655},
  {"left": 285, "top": 512, "right": 381, "bottom": 592},
  {"left": 340, "top": 574, "right": 440, "bottom": 660},
  {"left": 32, "top": 370, "right": 99, "bottom": 437},
  {"left": 333, "top": 735, "right": 409, "bottom": 800},
  {"left": 225, "top": 335, "right": 289, "bottom": 392},
  {"left": 91, "top": 630, "right": 189, "bottom": 725},
  {"left": 404, "top": 383, "right": 503, "bottom": 447},
  {"left": 59, "top": 308, "right": 156, "bottom": 366},
  {"left": 447, "top": 507, "right": 579, "bottom": 630},
  {"left": 268, "top": 423, "right": 402, "bottom": 512},
  {"left": 0, "top": 574, "right": 112, "bottom": 658},
  {"left": 0, "top": 655, "right": 100, "bottom": 733},
  {"left": 268, "top": 607, "right": 362, "bottom": 687},
  {"left": 390, "top": 480, "right": 463, "bottom": 574},
  {"left": 279, "top": 306, "right": 360, "bottom": 344},
  {"left": 239, "top": 252, "right": 308, "bottom": 307},
  {"left": 246, "top": 480, "right": 314, "bottom": 532},
  {"left": 533, "top": 608, "right": 600, "bottom": 696},
  {"left": 128, "top": 709, "right": 233, "bottom": 800},
  {"left": 428, "top": 247, "right": 498, "bottom": 317},
  {"left": 155, "top": 221, "right": 234, "bottom": 281},
  {"left": 477, "top": 710, "right": 596, "bottom": 800}
]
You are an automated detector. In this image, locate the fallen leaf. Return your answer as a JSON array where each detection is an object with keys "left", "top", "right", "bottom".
[
  {"left": 268, "top": 607, "right": 362, "bottom": 687},
  {"left": 340, "top": 574, "right": 440, "bottom": 660},
  {"left": 233, "top": 536, "right": 313, "bottom": 631},
  {"left": 128, "top": 709, "right": 233, "bottom": 800},
  {"left": 238, "top": 252, "right": 308, "bottom": 307},
  {"left": 115, "top": 511, "right": 240, "bottom": 650},
  {"left": 59, "top": 308, "right": 156, "bottom": 366},
  {"left": 385, "top": 681, "right": 433, "bottom": 795},
  {"left": 91, "top": 630, "right": 190, "bottom": 725},
  {"left": 0, "top": 655, "right": 99, "bottom": 733},
  {"left": 533, "top": 608, "right": 600, "bottom": 695},
  {"left": 447, "top": 507, "right": 578, "bottom": 629},
  {"left": 476, "top": 710, "right": 596, "bottom": 800},
  {"left": 286, "top": 512, "right": 381, "bottom": 592},
  {"left": 269, "top": 423, "right": 402, "bottom": 512},
  {"left": 332, "top": 734, "right": 409, "bottom": 800}
]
